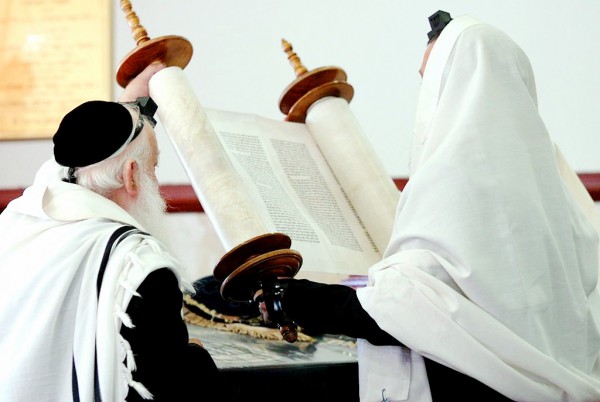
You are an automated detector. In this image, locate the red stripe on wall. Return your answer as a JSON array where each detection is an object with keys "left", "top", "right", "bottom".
[{"left": 1, "top": 175, "right": 599, "bottom": 213}]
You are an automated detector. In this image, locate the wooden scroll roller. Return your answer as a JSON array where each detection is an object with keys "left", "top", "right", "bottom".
[
  {"left": 213, "top": 233, "right": 303, "bottom": 343},
  {"left": 116, "top": 0, "right": 193, "bottom": 88},
  {"left": 278, "top": 39, "right": 354, "bottom": 122},
  {"left": 116, "top": 1, "right": 305, "bottom": 342}
]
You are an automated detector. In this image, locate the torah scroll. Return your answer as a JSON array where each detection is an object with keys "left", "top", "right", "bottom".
[{"left": 149, "top": 66, "right": 399, "bottom": 275}]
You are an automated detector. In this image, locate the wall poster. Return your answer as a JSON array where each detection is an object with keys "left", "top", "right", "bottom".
[{"left": 0, "top": 0, "right": 111, "bottom": 140}]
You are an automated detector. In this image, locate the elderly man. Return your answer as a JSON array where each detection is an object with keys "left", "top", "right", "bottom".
[{"left": 0, "top": 63, "right": 219, "bottom": 401}]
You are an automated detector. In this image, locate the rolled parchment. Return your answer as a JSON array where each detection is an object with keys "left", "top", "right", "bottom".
[
  {"left": 149, "top": 66, "right": 268, "bottom": 250},
  {"left": 306, "top": 96, "right": 399, "bottom": 254}
]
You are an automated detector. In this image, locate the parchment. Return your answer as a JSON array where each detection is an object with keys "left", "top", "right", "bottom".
[
  {"left": 149, "top": 66, "right": 400, "bottom": 275},
  {"left": 305, "top": 97, "right": 400, "bottom": 255},
  {"left": 150, "top": 66, "right": 268, "bottom": 250}
]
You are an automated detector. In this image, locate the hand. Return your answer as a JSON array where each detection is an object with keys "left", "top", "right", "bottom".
[
  {"left": 118, "top": 61, "right": 166, "bottom": 102},
  {"left": 253, "top": 281, "right": 298, "bottom": 343},
  {"left": 189, "top": 337, "right": 205, "bottom": 348},
  {"left": 254, "top": 288, "right": 271, "bottom": 324}
]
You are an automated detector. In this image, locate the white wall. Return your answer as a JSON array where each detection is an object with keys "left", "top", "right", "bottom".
[
  {"left": 2, "top": 1, "right": 599, "bottom": 282},
  {"left": 1, "top": 0, "right": 599, "bottom": 189}
]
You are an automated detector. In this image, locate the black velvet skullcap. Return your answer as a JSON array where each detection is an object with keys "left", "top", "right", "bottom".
[{"left": 53, "top": 100, "right": 134, "bottom": 168}]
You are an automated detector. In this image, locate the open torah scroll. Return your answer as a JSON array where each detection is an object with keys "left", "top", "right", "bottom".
[{"left": 150, "top": 66, "right": 399, "bottom": 276}]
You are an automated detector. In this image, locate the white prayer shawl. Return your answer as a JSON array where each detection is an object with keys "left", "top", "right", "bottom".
[
  {"left": 356, "top": 15, "right": 600, "bottom": 401},
  {"left": 0, "top": 159, "right": 188, "bottom": 401}
]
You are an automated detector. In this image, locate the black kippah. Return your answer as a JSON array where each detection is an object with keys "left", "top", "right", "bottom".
[
  {"left": 53, "top": 100, "right": 134, "bottom": 168},
  {"left": 427, "top": 10, "right": 452, "bottom": 41}
]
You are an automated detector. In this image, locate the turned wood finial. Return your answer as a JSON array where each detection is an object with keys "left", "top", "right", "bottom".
[
  {"left": 115, "top": 0, "right": 193, "bottom": 88},
  {"left": 281, "top": 39, "right": 307, "bottom": 77},
  {"left": 278, "top": 40, "right": 353, "bottom": 122},
  {"left": 120, "top": 0, "right": 149, "bottom": 46}
]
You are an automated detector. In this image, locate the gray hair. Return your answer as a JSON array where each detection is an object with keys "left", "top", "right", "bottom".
[{"left": 74, "top": 128, "right": 154, "bottom": 197}]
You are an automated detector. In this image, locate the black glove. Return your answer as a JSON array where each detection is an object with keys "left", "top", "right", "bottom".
[{"left": 278, "top": 279, "right": 402, "bottom": 346}]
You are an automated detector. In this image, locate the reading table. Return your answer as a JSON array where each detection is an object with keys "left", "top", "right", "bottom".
[{"left": 187, "top": 324, "right": 359, "bottom": 401}]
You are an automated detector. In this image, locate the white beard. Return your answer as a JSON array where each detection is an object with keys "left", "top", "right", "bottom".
[
  {"left": 125, "top": 170, "right": 193, "bottom": 287},
  {"left": 126, "top": 171, "right": 169, "bottom": 245}
]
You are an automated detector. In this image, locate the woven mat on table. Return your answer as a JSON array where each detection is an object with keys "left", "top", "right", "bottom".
[{"left": 183, "top": 275, "right": 316, "bottom": 343}]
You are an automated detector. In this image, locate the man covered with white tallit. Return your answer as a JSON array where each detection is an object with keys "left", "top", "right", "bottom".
[
  {"left": 255, "top": 10, "right": 600, "bottom": 401},
  {"left": 0, "top": 64, "right": 220, "bottom": 401}
]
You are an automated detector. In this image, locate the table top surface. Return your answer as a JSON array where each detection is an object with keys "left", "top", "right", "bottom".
[{"left": 187, "top": 324, "right": 358, "bottom": 370}]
